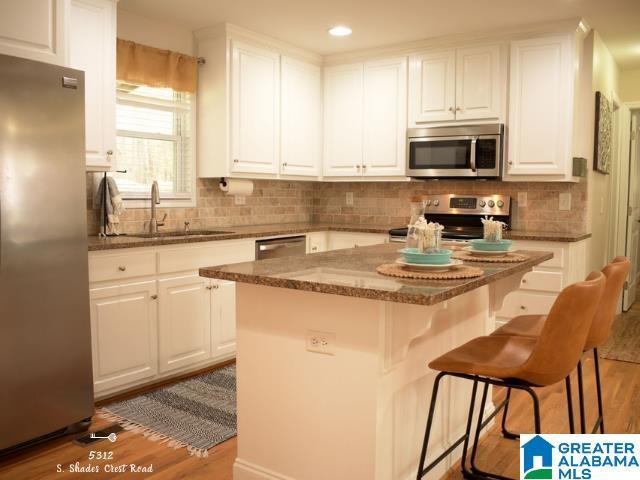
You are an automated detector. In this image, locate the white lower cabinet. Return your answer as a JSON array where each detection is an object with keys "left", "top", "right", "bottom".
[
  {"left": 211, "top": 280, "right": 237, "bottom": 357},
  {"left": 158, "top": 274, "right": 212, "bottom": 373},
  {"left": 494, "top": 239, "right": 587, "bottom": 329},
  {"left": 90, "top": 279, "right": 158, "bottom": 393},
  {"left": 327, "top": 231, "right": 389, "bottom": 250}
]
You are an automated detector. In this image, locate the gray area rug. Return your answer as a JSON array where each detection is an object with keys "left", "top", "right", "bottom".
[
  {"left": 599, "top": 316, "right": 640, "bottom": 364},
  {"left": 99, "top": 364, "right": 236, "bottom": 457}
]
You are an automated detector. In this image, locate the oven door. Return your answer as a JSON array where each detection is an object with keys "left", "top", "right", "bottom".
[{"left": 407, "top": 135, "right": 500, "bottom": 178}]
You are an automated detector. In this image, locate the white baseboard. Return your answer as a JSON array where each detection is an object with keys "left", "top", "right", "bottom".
[{"left": 233, "top": 458, "right": 296, "bottom": 480}]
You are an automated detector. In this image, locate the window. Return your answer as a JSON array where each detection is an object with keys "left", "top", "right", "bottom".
[{"left": 114, "top": 81, "right": 195, "bottom": 205}]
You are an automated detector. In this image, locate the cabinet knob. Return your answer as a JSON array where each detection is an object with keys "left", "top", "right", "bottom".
[
  {"left": 282, "top": 162, "right": 288, "bottom": 167},
  {"left": 455, "top": 106, "right": 462, "bottom": 112},
  {"left": 508, "top": 161, "right": 513, "bottom": 165},
  {"left": 151, "top": 294, "right": 158, "bottom": 300},
  {"left": 106, "top": 150, "right": 113, "bottom": 156},
  {"left": 118, "top": 266, "right": 126, "bottom": 271},
  {"left": 521, "top": 279, "right": 527, "bottom": 284},
  {"left": 356, "top": 165, "right": 361, "bottom": 171},
  {"left": 312, "top": 246, "right": 318, "bottom": 251},
  {"left": 233, "top": 159, "right": 239, "bottom": 163},
  {"left": 206, "top": 286, "right": 213, "bottom": 290},
  {"left": 520, "top": 305, "right": 526, "bottom": 310},
  {"left": 448, "top": 107, "right": 455, "bottom": 112},
  {"left": 362, "top": 165, "right": 367, "bottom": 171}
]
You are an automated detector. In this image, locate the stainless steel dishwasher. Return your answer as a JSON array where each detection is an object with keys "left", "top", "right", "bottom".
[{"left": 255, "top": 236, "right": 307, "bottom": 260}]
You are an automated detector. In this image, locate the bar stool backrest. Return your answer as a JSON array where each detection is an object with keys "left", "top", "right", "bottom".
[
  {"left": 518, "top": 272, "right": 605, "bottom": 386},
  {"left": 585, "top": 256, "right": 631, "bottom": 350}
]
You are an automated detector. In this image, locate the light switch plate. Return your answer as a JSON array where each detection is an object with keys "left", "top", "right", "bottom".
[
  {"left": 235, "top": 195, "right": 246, "bottom": 205},
  {"left": 517, "top": 192, "right": 528, "bottom": 208},
  {"left": 559, "top": 193, "right": 571, "bottom": 211},
  {"left": 346, "top": 192, "right": 354, "bottom": 206}
]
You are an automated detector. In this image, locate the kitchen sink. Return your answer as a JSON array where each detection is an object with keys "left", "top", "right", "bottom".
[{"left": 129, "top": 230, "right": 233, "bottom": 239}]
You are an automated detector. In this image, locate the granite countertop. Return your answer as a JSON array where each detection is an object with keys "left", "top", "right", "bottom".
[
  {"left": 199, "top": 243, "right": 553, "bottom": 306},
  {"left": 87, "top": 222, "right": 591, "bottom": 251}
]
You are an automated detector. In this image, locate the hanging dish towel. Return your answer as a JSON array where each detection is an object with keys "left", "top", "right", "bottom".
[{"left": 95, "top": 176, "right": 126, "bottom": 235}]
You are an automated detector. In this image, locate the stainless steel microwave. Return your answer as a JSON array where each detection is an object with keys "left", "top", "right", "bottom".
[{"left": 406, "top": 124, "right": 504, "bottom": 179}]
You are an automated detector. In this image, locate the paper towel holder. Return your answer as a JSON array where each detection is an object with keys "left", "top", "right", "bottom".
[{"left": 219, "top": 177, "right": 227, "bottom": 188}]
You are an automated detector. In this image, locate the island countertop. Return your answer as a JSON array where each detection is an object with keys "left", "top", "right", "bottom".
[{"left": 199, "top": 243, "right": 553, "bottom": 306}]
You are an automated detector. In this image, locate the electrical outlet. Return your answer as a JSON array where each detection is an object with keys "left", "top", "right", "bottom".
[
  {"left": 346, "top": 192, "right": 354, "bottom": 206},
  {"left": 235, "top": 195, "right": 246, "bottom": 205},
  {"left": 559, "top": 192, "right": 571, "bottom": 211},
  {"left": 517, "top": 192, "right": 528, "bottom": 208},
  {"left": 306, "top": 330, "right": 336, "bottom": 355}
]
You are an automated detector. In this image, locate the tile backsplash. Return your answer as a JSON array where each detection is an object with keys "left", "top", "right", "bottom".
[
  {"left": 87, "top": 175, "right": 587, "bottom": 235},
  {"left": 312, "top": 180, "right": 587, "bottom": 232},
  {"left": 86, "top": 175, "right": 315, "bottom": 235}
]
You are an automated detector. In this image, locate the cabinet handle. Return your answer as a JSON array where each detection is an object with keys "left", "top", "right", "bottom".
[
  {"left": 520, "top": 305, "right": 526, "bottom": 310},
  {"left": 448, "top": 107, "right": 455, "bottom": 112},
  {"left": 233, "top": 159, "right": 239, "bottom": 163},
  {"left": 206, "top": 285, "right": 219, "bottom": 290},
  {"left": 455, "top": 106, "right": 462, "bottom": 112},
  {"left": 118, "top": 266, "right": 126, "bottom": 271},
  {"left": 282, "top": 162, "right": 288, "bottom": 167},
  {"left": 362, "top": 165, "right": 367, "bottom": 171},
  {"left": 312, "top": 246, "right": 318, "bottom": 251},
  {"left": 151, "top": 294, "right": 158, "bottom": 300}
]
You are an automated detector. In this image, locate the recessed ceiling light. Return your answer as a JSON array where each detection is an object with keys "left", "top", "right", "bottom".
[{"left": 329, "top": 25, "right": 352, "bottom": 37}]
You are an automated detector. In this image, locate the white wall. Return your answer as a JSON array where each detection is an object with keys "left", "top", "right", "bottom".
[
  {"left": 117, "top": 8, "right": 195, "bottom": 55},
  {"left": 620, "top": 69, "right": 640, "bottom": 103},
  {"left": 586, "top": 31, "right": 621, "bottom": 273}
]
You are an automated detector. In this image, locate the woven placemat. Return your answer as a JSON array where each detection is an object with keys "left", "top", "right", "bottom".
[
  {"left": 452, "top": 251, "right": 529, "bottom": 263},
  {"left": 376, "top": 263, "right": 484, "bottom": 280}
]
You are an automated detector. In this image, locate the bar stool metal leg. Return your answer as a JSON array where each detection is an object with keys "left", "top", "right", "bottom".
[
  {"left": 500, "top": 387, "right": 519, "bottom": 440},
  {"left": 565, "top": 375, "right": 576, "bottom": 434},
  {"left": 593, "top": 348, "right": 605, "bottom": 433},
  {"left": 416, "top": 372, "right": 446, "bottom": 480},
  {"left": 576, "top": 360, "right": 587, "bottom": 433}
]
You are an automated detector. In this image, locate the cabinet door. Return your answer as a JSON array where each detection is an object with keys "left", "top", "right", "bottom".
[
  {"left": 231, "top": 41, "right": 280, "bottom": 175},
  {"left": 306, "top": 231, "right": 328, "bottom": 254},
  {"left": 0, "top": 0, "right": 66, "bottom": 65},
  {"left": 211, "top": 280, "right": 236, "bottom": 358},
  {"left": 158, "top": 274, "right": 211, "bottom": 373},
  {"left": 362, "top": 57, "right": 407, "bottom": 177},
  {"left": 280, "top": 57, "right": 321, "bottom": 177},
  {"left": 68, "top": 0, "right": 116, "bottom": 171},
  {"left": 408, "top": 50, "right": 456, "bottom": 124},
  {"left": 506, "top": 35, "right": 572, "bottom": 177},
  {"left": 90, "top": 280, "right": 158, "bottom": 394},
  {"left": 455, "top": 45, "right": 500, "bottom": 121},
  {"left": 323, "top": 63, "right": 363, "bottom": 177}
]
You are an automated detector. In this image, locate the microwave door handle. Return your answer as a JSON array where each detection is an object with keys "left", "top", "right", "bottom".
[{"left": 470, "top": 136, "right": 478, "bottom": 173}]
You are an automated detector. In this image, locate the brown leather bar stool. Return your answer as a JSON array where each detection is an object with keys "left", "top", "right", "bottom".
[
  {"left": 494, "top": 257, "right": 630, "bottom": 435},
  {"left": 416, "top": 272, "right": 605, "bottom": 480}
]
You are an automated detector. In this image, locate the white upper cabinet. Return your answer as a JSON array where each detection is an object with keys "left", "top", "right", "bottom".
[
  {"left": 363, "top": 57, "right": 407, "bottom": 176},
  {"left": 231, "top": 40, "right": 280, "bottom": 175},
  {"left": 505, "top": 34, "right": 574, "bottom": 179},
  {"left": 0, "top": 0, "right": 67, "bottom": 65},
  {"left": 280, "top": 56, "right": 321, "bottom": 177},
  {"left": 455, "top": 45, "right": 500, "bottom": 121},
  {"left": 408, "top": 45, "right": 501, "bottom": 126},
  {"left": 323, "top": 63, "right": 364, "bottom": 177},
  {"left": 408, "top": 50, "right": 456, "bottom": 123},
  {"left": 68, "top": 0, "right": 116, "bottom": 171}
]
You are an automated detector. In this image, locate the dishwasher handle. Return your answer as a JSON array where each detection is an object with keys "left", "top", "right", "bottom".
[{"left": 258, "top": 242, "right": 300, "bottom": 251}]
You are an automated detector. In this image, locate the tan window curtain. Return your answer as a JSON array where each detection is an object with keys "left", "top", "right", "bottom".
[{"left": 116, "top": 39, "right": 197, "bottom": 93}]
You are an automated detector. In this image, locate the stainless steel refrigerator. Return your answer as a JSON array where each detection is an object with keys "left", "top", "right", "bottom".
[{"left": 0, "top": 54, "right": 94, "bottom": 452}]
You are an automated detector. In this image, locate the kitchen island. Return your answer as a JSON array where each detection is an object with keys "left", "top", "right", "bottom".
[{"left": 200, "top": 243, "right": 553, "bottom": 480}]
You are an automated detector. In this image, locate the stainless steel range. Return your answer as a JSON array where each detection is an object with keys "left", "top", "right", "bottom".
[{"left": 389, "top": 194, "right": 511, "bottom": 243}]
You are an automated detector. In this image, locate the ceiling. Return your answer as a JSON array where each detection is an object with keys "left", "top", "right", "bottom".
[{"left": 119, "top": 0, "right": 640, "bottom": 69}]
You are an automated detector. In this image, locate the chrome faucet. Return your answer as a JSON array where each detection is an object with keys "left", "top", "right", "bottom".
[{"left": 149, "top": 181, "right": 166, "bottom": 234}]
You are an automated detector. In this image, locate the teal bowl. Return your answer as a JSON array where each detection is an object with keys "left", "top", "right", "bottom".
[
  {"left": 399, "top": 248, "right": 453, "bottom": 265},
  {"left": 470, "top": 239, "right": 513, "bottom": 251}
]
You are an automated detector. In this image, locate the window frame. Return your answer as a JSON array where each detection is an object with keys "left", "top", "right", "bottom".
[{"left": 114, "top": 84, "right": 197, "bottom": 208}]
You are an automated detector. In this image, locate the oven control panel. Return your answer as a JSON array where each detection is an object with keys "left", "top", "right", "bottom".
[{"left": 416, "top": 194, "right": 510, "bottom": 216}]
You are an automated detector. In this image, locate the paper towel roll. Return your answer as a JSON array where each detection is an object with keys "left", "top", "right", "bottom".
[{"left": 219, "top": 178, "right": 254, "bottom": 196}]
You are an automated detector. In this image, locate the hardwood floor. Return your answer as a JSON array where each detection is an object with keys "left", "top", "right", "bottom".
[{"left": 2, "top": 315, "right": 639, "bottom": 479}]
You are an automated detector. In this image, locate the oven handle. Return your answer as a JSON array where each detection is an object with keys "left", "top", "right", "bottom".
[{"left": 470, "top": 136, "right": 478, "bottom": 172}]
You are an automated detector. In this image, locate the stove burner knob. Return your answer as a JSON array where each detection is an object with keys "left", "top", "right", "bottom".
[
  {"left": 497, "top": 200, "right": 504, "bottom": 208},
  {"left": 425, "top": 199, "right": 431, "bottom": 206},
  {"left": 479, "top": 200, "right": 486, "bottom": 207},
  {"left": 433, "top": 200, "right": 440, "bottom": 206},
  {"left": 488, "top": 200, "right": 495, "bottom": 208}
]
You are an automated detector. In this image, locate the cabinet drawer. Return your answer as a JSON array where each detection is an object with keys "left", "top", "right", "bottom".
[
  {"left": 512, "top": 241, "right": 564, "bottom": 268},
  {"left": 520, "top": 270, "right": 563, "bottom": 293},
  {"left": 158, "top": 240, "right": 255, "bottom": 274},
  {"left": 497, "top": 292, "right": 556, "bottom": 319},
  {"left": 89, "top": 251, "right": 156, "bottom": 282}
]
